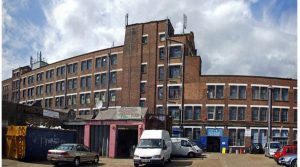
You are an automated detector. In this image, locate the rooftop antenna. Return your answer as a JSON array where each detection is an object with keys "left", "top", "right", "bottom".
[
  {"left": 39, "top": 51, "right": 42, "bottom": 61},
  {"left": 112, "top": 41, "right": 114, "bottom": 47},
  {"left": 125, "top": 13, "right": 128, "bottom": 26},
  {"left": 183, "top": 14, "right": 187, "bottom": 34}
]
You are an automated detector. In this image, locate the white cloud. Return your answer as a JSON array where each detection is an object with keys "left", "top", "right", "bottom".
[{"left": 2, "top": 0, "right": 297, "bottom": 80}]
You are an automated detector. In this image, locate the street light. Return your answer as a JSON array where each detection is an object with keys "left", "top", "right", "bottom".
[{"left": 267, "top": 86, "right": 273, "bottom": 143}]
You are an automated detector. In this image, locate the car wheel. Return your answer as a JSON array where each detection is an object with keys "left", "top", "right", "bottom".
[
  {"left": 134, "top": 164, "right": 139, "bottom": 167},
  {"left": 92, "top": 155, "right": 99, "bottom": 164},
  {"left": 188, "top": 152, "right": 195, "bottom": 158},
  {"left": 52, "top": 162, "right": 58, "bottom": 166},
  {"left": 74, "top": 157, "right": 80, "bottom": 167},
  {"left": 291, "top": 159, "right": 297, "bottom": 167}
]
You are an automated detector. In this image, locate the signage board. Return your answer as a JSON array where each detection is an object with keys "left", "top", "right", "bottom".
[
  {"left": 245, "top": 129, "right": 251, "bottom": 137},
  {"left": 43, "top": 110, "right": 59, "bottom": 119},
  {"left": 207, "top": 128, "right": 224, "bottom": 136},
  {"left": 116, "top": 108, "right": 142, "bottom": 120}
]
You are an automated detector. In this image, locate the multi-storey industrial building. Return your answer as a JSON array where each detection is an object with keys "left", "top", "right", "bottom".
[{"left": 2, "top": 19, "right": 297, "bottom": 153}]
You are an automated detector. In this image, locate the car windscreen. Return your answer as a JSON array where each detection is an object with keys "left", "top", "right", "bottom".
[
  {"left": 55, "top": 145, "right": 74, "bottom": 151},
  {"left": 270, "top": 143, "right": 281, "bottom": 149},
  {"left": 190, "top": 141, "right": 197, "bottom": 146},
  {"left": 137, "top": 139, "right": 162, "bottom": 148}
]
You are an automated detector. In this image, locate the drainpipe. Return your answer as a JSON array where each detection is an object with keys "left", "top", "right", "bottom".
[
  {"left": 267, "top": 86, "right": 273, "bottom": 142},
  {"left": 106, "top": 46, "right": 112, "bottom": 109}
]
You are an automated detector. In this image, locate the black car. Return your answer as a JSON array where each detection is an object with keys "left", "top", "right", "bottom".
[{"left": 250, "top": 143, "right": 264, "bottom": 154}]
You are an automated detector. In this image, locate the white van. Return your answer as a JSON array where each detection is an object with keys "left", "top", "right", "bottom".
[
  {"left": 171, "top": 138, "right": 203, "bottom": 158},
  {"left": 133, "top": 130, "right": 172, "bottom": 167},
  {"left": 264, "top": 141, "right": 282, "bottom": 157}
]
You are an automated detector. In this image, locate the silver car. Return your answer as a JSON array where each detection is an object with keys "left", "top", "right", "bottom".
[
  {"left": 278, "top": 154, "right": 297, "bottom": 167},
  {"left": 264, "top": 141, "right": 281, "bottom": 158},
  {"left": 47, "top": 143, "right": 99, "bottom": 166}
]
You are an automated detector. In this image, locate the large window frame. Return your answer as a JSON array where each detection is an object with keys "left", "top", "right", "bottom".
[
  {"left": 229, "top": 106, "right": 246, "bottom": 121},
  {"left": 207, "top": 84, "right": 224, "bottom": 99},
  {"left": 252, "top": 86, "right": 268, "bottom": 100},
  {"left": 251, "top": 107, "right": 267, "bottom": 121},
  {"left": 207, "top": 106, "right": 224, "bottom": 121}
]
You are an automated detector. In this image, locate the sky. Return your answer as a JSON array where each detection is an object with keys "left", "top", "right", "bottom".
[{"left": 2, "top": 0, "right": 297, "bottom": 80}]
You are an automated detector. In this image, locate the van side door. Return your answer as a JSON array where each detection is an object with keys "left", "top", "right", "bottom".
[{"left": 181, "top": 140, "right": 192, "bottom": 156}]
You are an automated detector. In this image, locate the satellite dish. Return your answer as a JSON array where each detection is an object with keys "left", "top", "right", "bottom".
[{"left": 96, "top": 100, "right": 103, "bottom": 110}]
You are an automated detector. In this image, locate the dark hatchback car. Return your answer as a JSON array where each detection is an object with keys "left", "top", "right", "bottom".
[{"left": 250, "top": 143, "right": 264, "bottom": 154}]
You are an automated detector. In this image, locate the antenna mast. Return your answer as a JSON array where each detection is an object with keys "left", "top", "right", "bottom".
[
  {"left": 125, "top": 13, "right": 128, "bottom": 26},
  {"left": 183, "top": 14, "right": 187, "bottom": 33}
]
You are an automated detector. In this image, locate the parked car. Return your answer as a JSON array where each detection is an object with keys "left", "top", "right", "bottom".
[
  {"left": 274, "top": 145, "right": 297, "bottom": 164},
  {"left": 250, "top": 143, "right": 264, "bottom": 154},
  {"left": 47, "top": 143, "right": 99, "bottom": 166},
  {"left": 278, "top": 154, "right": 297, "bottom": 167},
  {"left": 133, "top": 130, "right": 172, "bottom": 167},
  {"left": 171, "top": 138, "right": 203, "bottom": 158},
  {"left": 264, "top": 141, "right": 282, "bottom": 158}
]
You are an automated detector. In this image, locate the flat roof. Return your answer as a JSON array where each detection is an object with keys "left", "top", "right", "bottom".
[{"left": 202, "top": 74, "right": 297, "bottom": 81}]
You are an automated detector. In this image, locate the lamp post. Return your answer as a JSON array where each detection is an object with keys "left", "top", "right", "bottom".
[{"left": 267, "top": 86, "right": 273, "bottom": 143}]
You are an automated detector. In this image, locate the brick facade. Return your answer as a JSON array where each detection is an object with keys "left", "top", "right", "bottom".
[{"left": 2, "top": 19, "right": 297, "bottom": 149}]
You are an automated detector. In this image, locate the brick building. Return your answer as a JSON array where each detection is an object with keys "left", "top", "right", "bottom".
[{"left": 2, "top": 19, "right": 297, "bottom": 152}]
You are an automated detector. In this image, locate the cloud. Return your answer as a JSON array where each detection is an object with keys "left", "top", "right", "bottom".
[{"left": 2, "top": 0, "right": 297, "bottom": 80}]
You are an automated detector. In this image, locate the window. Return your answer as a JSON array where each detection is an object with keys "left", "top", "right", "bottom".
[
  {"left": 294, "top": 109, "right": 297, "bottom": 122},
  {"left": 140, "top": 83, "right": 145, "bottom": 93},
  {"left": 27, "top": 88, "right": 34, "bottom": 97},
  {"left": 110, "top": 90, "right": 116, "bottom": 101},
  {"left": 80, "top": 76, "right": 91, "bottom": 88},
  {"left": 110, "top": 54, "right": 117, "bottom": 65},
  {"left": 80, "top": 93, "right": 91, "bottom": 105},
  {"left": 36, "top": 72, "right": 43, "bottom": 82},
  {"left": 94, "top": 92, "right": 106, "bottom": 104},
  {"left": 252, "top": 86, "right": 268, "bottom": 100},
  {"left": 45, "top": 98, "right": 53, "bottom": 108},
  {"left": 159, "top": 48, "right": 165, "bottom": 60},
  {"left": 79, "top": 110, "right": 91, "bottom": 115},
  {"left": 274, "top": 88, "right": 289, "bottom": 101},
  {"left": 67, "top": 95, "right": 77, "bottom": 106},
  {"left": 207, "top": 106, "right": 223, "bottom": 120},
  {"left": 139, "top": 100, "right": 145, "bottom": 107},
  {"left": 56, "top": 66, "right": 65, "bottom": 76},
  {"left": 281, "top": 109, "right": 288, "bottom": 122},
  {"left": 185, "top": 106, "right": 193, "bottom": 120},
  {"left": 36, "top": 86, "right": 43, "bottom": 96},
  {"left": 294, "top": 89, "right": 297, "bottom": 102},
  {"left": 95, "top": 57, "right": 101, "bottom": 68},
  {"left": 158, "top": 87, "right": 163, "bottom": 100},
  {"left": 142, "top": 35, "right": 148, "bottom": 44},
  {"left": 141, "top": 64, "right": 147, "bottom": 74},
  {"left": 230, "top": 85, "right": 246, "bottom": 99},
  {"left": 207, "top": 85, "right": 224, "bottom": 99},
  {"left": 55, "top": 96, "right": 65, "bottom": 107},
  {"left": 95, "top": 73, "right": 107, "bottom": 86},
  {"left": 169, "top": 66, "right": 181, "bottom": 79},
  {"left": 101, "top": 57, "right": 107, "bottom": 67},
  {"left": 169, "top": 86, "right": 181, "bottom": 99},
  {"left": 156, "top": 107, "right": 164, "bottom": 115},
  {"left": 159, "top": 33, "right": 166, "bottom": 41},
  {"left": 46, "top": 83, "right": 53, "bottom": 94},
  {"left": 68, "top": 63, "right": 78, "bottom": 73},
  {"left": 46, "top": 69, "right": 54, "bottom": 79},
  {"left": 194, "top": 106, "right": 201, "bottom": 120},
  {"left": 28, "top": 76, "right": 34, "bottom": 85},
  {"left": 67, "top": 78, "right": 77, "bottom": 90},
  {"left": 184, "top": 128, "right": 193, "bottom": 139},
  {"left": 81, "top": 59, "right": 92, "bottom": 71},
  {"left": 273, "top": 108, "right": 280, "bottom": 122},
  {"left": 23, "top": 78, "right": 26, "bottom": 86},
  {"left": 168, "top": 106, "right": 180, "bottom": 120},
  {"left": 158, "top": 66, "right": 164, "bottom": 80},
  {"left": 22, "top": 90, "right": 26, "bottom": 98},
  {"left": 273, "top": 130, "right": 288, "bottom": 146},
  {"left": 169, "top": 46, "right": 182, "bottom": 58},
  {"left": 193, "top": 128, "right": 201, "bottom": 140},
  {"left": 229, "top": 106, "right": 245, "bottom": 121},
  {"left": 252, "top": 107, "right": 267, "bottom": 121},
  {"left": 110, "top": 72, "right": 117, "bottom": 84},
  {"left": 56, "top": 81, "right": 65, "bottom": 92},
  {"left": 229, "top": 129, "right": 245, "bottom": 146}
]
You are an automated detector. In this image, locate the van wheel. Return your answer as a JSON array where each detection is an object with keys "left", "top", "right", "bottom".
[
  {"left": 291, "top": 160, "right": 297, "bottom": 167},
  {"left": 74, "top": 157, "right": 80, "bottom": 167},
  {"left": 134, "top": 164, "right": 139, "bottom": 167},
  {"left": 160, "top": 158, "right": 165, "bottom": 167},
  {"left": 168, "top": 157, "right": 171, "bottom": 163},
  {"left": 188, "top": 152, "right": 195, "bottom": 158}
]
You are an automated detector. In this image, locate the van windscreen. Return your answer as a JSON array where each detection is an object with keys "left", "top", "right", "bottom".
[{"left": 138, "top": 139, "right": 162, "bottom": 148}]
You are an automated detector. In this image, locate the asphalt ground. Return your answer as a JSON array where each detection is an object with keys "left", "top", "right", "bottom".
[{"left": 2, "top": 153, "right": 281, "bottom": 167}]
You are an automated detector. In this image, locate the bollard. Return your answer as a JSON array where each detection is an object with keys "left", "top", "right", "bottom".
[
  {"left": 236, "top": 149, "right": 239, "bottom": 154},
  {"left": 222, "top": 147, "right": 226, "bottom": 154}
]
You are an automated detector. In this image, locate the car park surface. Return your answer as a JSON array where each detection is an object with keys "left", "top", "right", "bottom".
[{"left": 3, "top": 153, "right": 282, "bottom": 167}]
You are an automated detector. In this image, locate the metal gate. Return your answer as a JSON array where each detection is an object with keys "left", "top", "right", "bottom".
[
  {"left": 62, "top": 125, "right": 84, "bottom": 144},
  {"left": 90, "top": 125, "right": 110, "bottom": 157}
]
